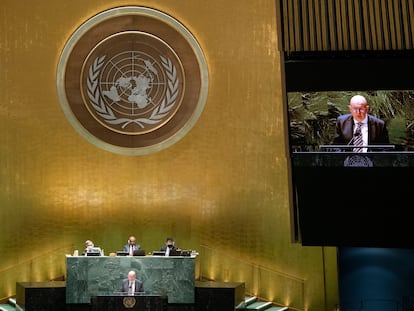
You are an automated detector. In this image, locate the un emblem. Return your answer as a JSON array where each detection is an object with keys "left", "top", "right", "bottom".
[
  {"left": 343, "top": 155, "right": 373, "bottom": 167},
  {"left": 123, "top": 296, "right": 136, "bottom": 308},
  {"left": 57, "top": 7, "right": 208, "bottom": 155}
]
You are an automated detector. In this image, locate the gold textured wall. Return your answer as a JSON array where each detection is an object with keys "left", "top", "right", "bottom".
[{"left": 0, "top": 1, "right": 338, "bottom": 310}]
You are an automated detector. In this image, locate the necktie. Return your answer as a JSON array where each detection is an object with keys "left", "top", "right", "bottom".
[{"left": 353, "top": 122, "right": 363, "bottom": 152}]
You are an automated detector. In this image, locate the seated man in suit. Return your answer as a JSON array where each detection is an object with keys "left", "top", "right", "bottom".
[
  {"left": 82, "top": 240, "right": 94, "bottom": 256},
  {"left": 120, "top": 270, "right": 144, "bottom": 295},
  {"left": 123, "top": 236, "right": 141, "bottom": 256},
  {"left": 160, "top": 237, "right": 180, "bottom": 256},
  {"left": 82, "top": 239, "right": 102, "bottom": 256}
]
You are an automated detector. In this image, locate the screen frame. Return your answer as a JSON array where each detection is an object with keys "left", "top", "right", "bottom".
[{"left": 285, "top": 50, "right": 414, "bottom": 247}]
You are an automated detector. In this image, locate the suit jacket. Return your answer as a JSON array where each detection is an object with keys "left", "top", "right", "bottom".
[
  {"left": 123, "top": 244, "right": 141, "bottom": 253},
  {"left": 120, "top": 279, "right": 144, "bottom": 294},
  {"left": 160, "top": 245, "right": 178, "bottom": 251},
  {"left": 332, "top": 114, "right": 389, "bottom": 147}
]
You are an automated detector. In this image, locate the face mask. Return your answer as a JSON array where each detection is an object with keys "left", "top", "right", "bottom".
[{"left": 168, "top": 244, "right": 173, "bottom": 248}]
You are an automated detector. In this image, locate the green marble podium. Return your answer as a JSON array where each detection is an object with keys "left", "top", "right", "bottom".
[{"left": 66, "top": 255, "right": 195, "bottom": 304}]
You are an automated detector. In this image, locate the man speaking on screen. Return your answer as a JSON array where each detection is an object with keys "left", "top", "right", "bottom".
[{"left": 332, "top": 94, "right": 389, "bottom": 152}]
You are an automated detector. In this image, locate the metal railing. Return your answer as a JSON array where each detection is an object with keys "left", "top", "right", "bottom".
[{"left": 197, "top": 244, "right": 305, "bottom": 310}]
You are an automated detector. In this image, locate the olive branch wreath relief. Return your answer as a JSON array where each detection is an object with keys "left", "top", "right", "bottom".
[{"left": 87, "top": 55, "right": 179, "bottom": 129}]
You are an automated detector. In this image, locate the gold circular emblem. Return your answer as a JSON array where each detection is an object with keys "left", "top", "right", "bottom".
[
  {"left": 57, "top": 6, "right": 208, "bottom": 155},
  {"left": 123, "top": 296, "right": 136, "bottom": 308}
]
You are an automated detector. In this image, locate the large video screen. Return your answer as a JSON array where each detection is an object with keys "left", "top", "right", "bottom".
[
  {"left": 289, "top": 90, "right": 414, "bottom": 248},
  {"left": 285, "top": 52, "right": 414, "bottom": 247},
  {"left": 288, "top": 90, "right": 414, "bottom": 153}
]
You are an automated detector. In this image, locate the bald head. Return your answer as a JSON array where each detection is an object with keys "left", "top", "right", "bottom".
[
  {"left": 350, "top": 95, "right": 367, "bottom": 106},
  {"left": 127, "top": 270, "right": 136, "bottom": 282},
  {"left": 349, "top": 95, "right": 369, "bottom": 122}
]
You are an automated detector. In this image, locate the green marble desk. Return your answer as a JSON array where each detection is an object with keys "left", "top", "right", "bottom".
[{"left": 66, "top": 255, "right": 195, "bottom": 304}]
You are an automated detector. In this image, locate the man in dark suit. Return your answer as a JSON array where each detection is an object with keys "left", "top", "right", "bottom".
[
  {"left": 160, "top": 237, "right": 179, "bottom": 251},
  {"left": 123, "top": 236, "right": 141, "bottom": 255},
  {"left": 160, "top": 237, "right": 181, "bottom": 256},
  {"left": 120, "top": 270, "right": 144, "bottom": 295},
  {"left": 332, "top": 94, "right": 389, "bottom": 151}
]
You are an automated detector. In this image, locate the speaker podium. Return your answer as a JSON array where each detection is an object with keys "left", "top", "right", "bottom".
[{"left": 91, "top": 295, "right": 168, "bottom": 311}]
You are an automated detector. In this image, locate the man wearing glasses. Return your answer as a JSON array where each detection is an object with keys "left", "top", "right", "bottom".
[
  {"left": 332, "top": 94, "right": 389, "bottom": 152},
  {"left": 120, "top": 270, "right": 144, "bottom": 295}
]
